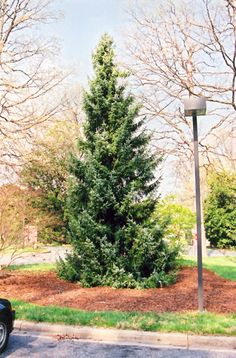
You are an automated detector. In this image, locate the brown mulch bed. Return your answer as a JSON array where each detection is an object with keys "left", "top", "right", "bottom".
[{"left": 0, "top": 267, "right": 235, "bottom": 313}]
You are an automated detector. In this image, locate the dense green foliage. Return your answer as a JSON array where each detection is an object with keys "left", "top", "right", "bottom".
[
  {"left": 154, "top": 195, "right": 195, "bottom": 250},
  {"left": 21, "top": 121, "right": 81, "bottom": 244},
  {"left": 58, "top": 34, "right": 178, "bottom": 288},
  {"left": 204, "top": 171, "right": 236, "bottom": 248}
]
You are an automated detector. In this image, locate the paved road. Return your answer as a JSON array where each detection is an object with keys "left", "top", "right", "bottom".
[
  {"left": 0, "top": 246, "right": 71, "bottom": 266},
  {"left": 187, "top": 246, "right": 236, "bottom": 258},
  {"left": 2, "top": 331, "right": 236, "bottom": 358}
]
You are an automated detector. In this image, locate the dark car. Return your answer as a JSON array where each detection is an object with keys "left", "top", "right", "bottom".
[{"left": 0, "top": 299, "right": 15, "bottom": 354}]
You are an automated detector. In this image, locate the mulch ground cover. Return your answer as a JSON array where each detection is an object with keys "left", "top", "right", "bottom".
[{"left": 0, "top": 267, "right": 235, "bottom": 313}]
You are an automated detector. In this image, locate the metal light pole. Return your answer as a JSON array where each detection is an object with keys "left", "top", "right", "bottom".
[{"left": 183, "top": 96, "right": 206, "bottom": 312}]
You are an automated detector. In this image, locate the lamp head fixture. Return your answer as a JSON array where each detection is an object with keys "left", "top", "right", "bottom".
[{"left": 183, "top": 96, "right": 206, "bottom": 117}]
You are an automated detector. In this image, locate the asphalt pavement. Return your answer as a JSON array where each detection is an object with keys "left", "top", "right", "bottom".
[
  {"left": 0, "top": 246, "right": 70, "bottom": 266},
  {"left": 14, "top": 320, "right": 236, "bottom": 352},
  {"left": 2, "top": 330, "right": 236, "bottom": 358}
]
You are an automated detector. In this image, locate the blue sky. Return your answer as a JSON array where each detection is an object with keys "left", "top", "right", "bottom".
[
  {"left": 46, "top": 1, "right": 189, "bottom": 196},
  {"left": 50, "top": 0, "right": 127, "bottom": 84},
  {"left": 47, "top": 1, "right": 227, "bottom": 197}
]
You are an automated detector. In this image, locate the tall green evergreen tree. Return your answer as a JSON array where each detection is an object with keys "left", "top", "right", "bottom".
[
  {"left": 204, "top": 171, "right": 236, "bottom": 248},
  {"left": 58, "top": 34, "right": 177, "bottom": 288}
]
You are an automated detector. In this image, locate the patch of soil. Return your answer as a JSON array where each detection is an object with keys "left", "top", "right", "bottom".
[{"left": 0, "top": 268, "right": 235, "bottom": 313}]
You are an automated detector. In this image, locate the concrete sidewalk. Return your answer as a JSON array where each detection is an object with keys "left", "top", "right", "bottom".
[{"left": 14, "top": 320, "right": 236, "bottom": 351}]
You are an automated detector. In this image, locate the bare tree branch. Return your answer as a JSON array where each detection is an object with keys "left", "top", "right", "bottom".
[
  {"left": 0, "top": 0, "right": 67, "bottom": 176},
  {"left": 124, "top": 0, "right": 236, "bottom": 171}
]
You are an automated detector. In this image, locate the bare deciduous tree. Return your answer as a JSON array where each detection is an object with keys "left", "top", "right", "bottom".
[
  {"left": 125, "top": 0, "right": 236, "bottom": 170},
  {"left": 0, "top": 0, "right": 67, "bottom": 178}
]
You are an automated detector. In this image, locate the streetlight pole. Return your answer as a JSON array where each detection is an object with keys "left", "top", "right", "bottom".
[
  {"left": 183, "top": 96, "right": 206, "bottom": 312},
  {"left": 192, "top": 111, "right": 203, "bottom": 312}
]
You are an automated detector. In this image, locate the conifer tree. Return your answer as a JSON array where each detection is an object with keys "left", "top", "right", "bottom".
[
  {"left": 204, "top": 171, "right": 236, "bottom": 248},
  {"left": 58, "top": 34, "right": 177, "bottom": 288}
]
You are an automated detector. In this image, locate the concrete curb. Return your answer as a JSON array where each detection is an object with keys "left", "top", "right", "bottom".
[{"left": 14, "top": 320, "right": 236, "bottom": 351}]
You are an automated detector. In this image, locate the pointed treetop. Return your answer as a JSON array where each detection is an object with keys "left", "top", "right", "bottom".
[{"left": 92, "top": 34, "right": 115, "bottom": 74}]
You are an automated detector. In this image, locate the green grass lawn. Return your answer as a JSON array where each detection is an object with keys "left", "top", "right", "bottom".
[
  {"left": 8, "top": 263, "right": 56, "bottom": 272},
  {"left": 178, "top": 256, "right": 236, "bottom": 281},
  {"left": 12, "top": 299, "right": 236, "bottom": 336}
]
